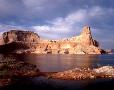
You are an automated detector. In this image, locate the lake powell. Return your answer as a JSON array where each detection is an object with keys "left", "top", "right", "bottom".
[
  {"left": 0, "top": 54, "right": 114, "bottom": 90},
  {"left": 13, "top": 54, "right": 114, "bottom": 72}
]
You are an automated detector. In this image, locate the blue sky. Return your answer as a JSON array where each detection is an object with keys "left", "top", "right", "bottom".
[{"left": 0, "top": 0, "right": 114, "bottom": 49}]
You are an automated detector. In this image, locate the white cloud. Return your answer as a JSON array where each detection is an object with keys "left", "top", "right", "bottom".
[
  {"left": 0, "top": 5, "right": 114, "bottom": 48},
  {"left": 32, "top": 6, "right": 114, "bottom": 40},
  {"left": 32, "top": 7, "right": 91, "bottom": 39},
  {"left": 89, "top": 6, "right": 104, "bottom": 17},
  {"left": 0, "top": 24, "right": 31, "bottom": 34},
  {"left": 65, "top": 10, "right": 87, "bottom": 24}
]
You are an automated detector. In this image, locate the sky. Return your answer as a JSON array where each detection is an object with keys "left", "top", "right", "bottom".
[{"left": 0, "top": 0, "right": 114, "bottom": 49}]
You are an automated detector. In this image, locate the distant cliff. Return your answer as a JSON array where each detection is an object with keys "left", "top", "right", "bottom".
[
  {"left": 34, "top": 26, "right": 106, "bottom": 54},
  {"left": 2, "top": 30, "right": 40, "bottom": 43},
  {"left": 0, "top": 26, "right": 106, "bottom": 54},
  {"left": 0, "top": 30, "right": 40, "bottom": 53}
]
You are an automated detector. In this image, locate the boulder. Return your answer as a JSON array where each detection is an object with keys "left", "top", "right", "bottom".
[{"left": 94, "top": 66, "right": 114, "bottom": 75}]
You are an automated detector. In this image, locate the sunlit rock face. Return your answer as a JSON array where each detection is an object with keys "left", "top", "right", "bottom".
[
  {"left": 0, "top": 36, "right": 4, "bottom": 45},
  {"left": 0, "top": 30, "right": 40, "bottom": 53},
  {"left": 0, "top": 26, "right": 106, "bottom": 54},
  {"left": 2, "top": 30, "right": 40, "bottom": 43},
  {"left": 69, "top": 26, "right": 99, "bottom": 47},
  {"left": 34, "top": 26, "right": 105, "bottom": 54}
]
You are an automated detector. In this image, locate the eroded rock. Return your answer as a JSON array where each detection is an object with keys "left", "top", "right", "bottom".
[
  {"left": 94, "top": 66, "right": 114, "bottom": 75},
  {"left": 3, "top": 30, "right": 40, "bottom": 43},
  {"left": 0, "top": 26, "right": 106, "bottom": 54},
  {"left": 0, "top": 58, "right": 41, "bottom": 86},
  {"left": 48, "top": 66, "right": 114, "bottom": 80}
]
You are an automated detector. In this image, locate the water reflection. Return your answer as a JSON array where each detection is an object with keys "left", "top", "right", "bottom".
[
  {"left": 0, "top": 54, "right": 114, "bottom": 72},
  {"left": 1, "top": 54, "right": 114, "bottom": 90},
  {"left": 0, "top": 54, "right": 17, "bottom": 61},
  {"left": 15, "top": 54, "right": 100, "bottom": 72}
]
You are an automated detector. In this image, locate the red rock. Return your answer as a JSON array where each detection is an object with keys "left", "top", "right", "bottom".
[{"left": 0, "top": 26, "right": 106, "bottom": 54}]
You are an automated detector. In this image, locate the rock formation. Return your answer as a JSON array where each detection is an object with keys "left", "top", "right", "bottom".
[
  {"left": 48, "top": 66, "right": 114, "bottom": 80},
  {"left": 0, "top": 55, "right": 40, "bottom": 86},
  {"left": 34, "top": 26, "right": 105, "bottom": 54},
  {"left": 0, "top": 30, "right": 40, "bottom": 53},
  {"left": 3, "top": 30, "right": 40, "bottom": 44},
  {"left": 0, "top": 26, "right": 106, "bottom": 54},
  {"left": 0, "top": 36, "right": 4, "bottom": 45}
]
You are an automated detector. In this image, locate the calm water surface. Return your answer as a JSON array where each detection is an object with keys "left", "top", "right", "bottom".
[
  {"left": 0, "top": 54, "right": 114, "bottom": 72},
  {"left": 16, "top": 54, "right": 114, "bottom": 72},
  {"left": 0, "top": 54, "right": 114, "bottom": 90}
]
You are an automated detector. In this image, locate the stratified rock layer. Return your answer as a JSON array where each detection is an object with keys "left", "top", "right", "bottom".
[
  {"left": 0, "top": 26, "right": 106, "bottom": 54},
  {"left": 34, "top": 26, "right": 105, "bottom": 54},
  {"left": 3, "top": 30, "right": 40, "bottom": 43}
]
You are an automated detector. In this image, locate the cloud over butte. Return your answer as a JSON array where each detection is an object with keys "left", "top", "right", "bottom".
[
  {"left": 0, "top": 26, "right": 106, "bottom": 54},
  {"left": 0, "top": 0, "right": 114, "bottom": 49}
]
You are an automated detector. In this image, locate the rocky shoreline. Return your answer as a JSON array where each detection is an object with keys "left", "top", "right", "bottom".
[
  {"left": 47, "top": 66, "right": 114, "bottom": 80},
  {"left": 0, "top": 58, "right": 42, "bottom": 87},
  {"left": 1, "top": 58, "right": 114, "bottom": 87}
]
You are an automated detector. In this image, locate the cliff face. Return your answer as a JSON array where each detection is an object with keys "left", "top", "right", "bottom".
[
  {"left": 34, "top": 26, "right": 105, "bottom": 54},
  {"left": 0, "top": 36, "right": 4, "bottom": 45},
  {"left": 3, "top": 30, "right": 40, "bottom": 44},
  {"left": 0, "top": 30, "right": 40, "bottom": 53},
  {"left": 0, "top": 26, "right": 106, "bottom": 54}
]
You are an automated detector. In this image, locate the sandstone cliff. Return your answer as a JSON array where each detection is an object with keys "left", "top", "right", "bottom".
[
  {"left": 0, "top": 26, "right": 106, "bottom": 54},
  {"left": 0, "top": 36, "right": 4, "bottom": 45},
  {"left": 34, "top": 26, "right": 106, "bottom": 54},
  {"left": 2, "top": 30, "right": 40, "bottom": 44},
  {"left": 0, "top": 30, "right": 40, "bottom": 53}
]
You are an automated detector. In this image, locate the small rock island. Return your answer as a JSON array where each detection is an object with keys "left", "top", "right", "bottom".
[{"left": 0, "top": 26, "right": 106, "bottom": 54}]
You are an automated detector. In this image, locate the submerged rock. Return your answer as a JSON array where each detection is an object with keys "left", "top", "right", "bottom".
[
  {"left": 48, "top": 68, "right": 96, "bottom": 80},
  {"left": 47, "top": 66, "right": 114, "bottom": 80},
  {"left": 0, "top": 58, "right": 41, "bottom": 87},
  {"left": 0, "top": 79, "right": 11, "bottom": 87},
  {"left": 94, "top": 66, "right": 114, "bottom": 75}
]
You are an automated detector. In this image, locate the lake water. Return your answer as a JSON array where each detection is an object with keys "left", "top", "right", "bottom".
[
  {"left": 1, "top": 54, "right": 114, "bottom": 90},
  {"left": 12, "top": 54, "right": 114, "bottom": 72}
]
